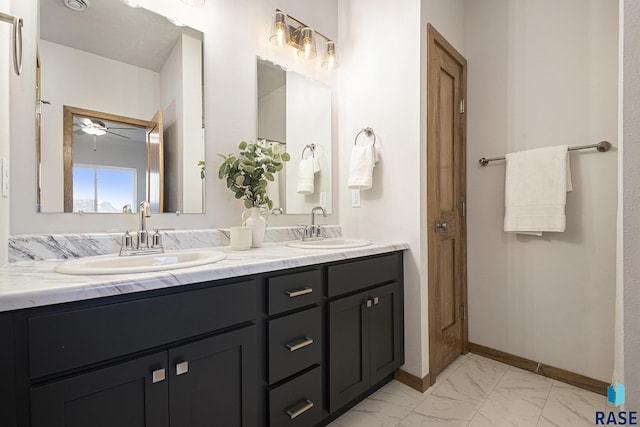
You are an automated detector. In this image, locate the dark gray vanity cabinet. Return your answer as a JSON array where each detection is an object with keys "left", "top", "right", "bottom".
[
  {"left": 22, "top": 279, "right": 259, "bottom": 427},
  {"left": 1, "top": 250, "right": 404, "bottom": 427},
  {"left": 327, "top": 255, "right": 404, "bottom": 412}
]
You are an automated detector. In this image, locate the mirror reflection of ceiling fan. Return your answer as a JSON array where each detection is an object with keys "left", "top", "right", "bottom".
[{"left": 74, "top": 117, "right": 132, "bottom": 139}]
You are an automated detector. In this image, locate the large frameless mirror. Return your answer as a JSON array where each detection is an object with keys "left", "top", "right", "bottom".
[
  {"left": 37, "top": 0, "right": 205, "bottom": 214},
  {"left": 256, "top": 58, "right": 332, "bottom": 214}
]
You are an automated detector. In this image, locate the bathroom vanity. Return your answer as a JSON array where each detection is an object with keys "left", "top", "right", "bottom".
[{"left": 0, "top": 243, "right": 406, "bottom": 427}]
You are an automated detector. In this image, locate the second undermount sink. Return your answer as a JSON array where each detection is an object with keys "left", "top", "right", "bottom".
[
  {"left": 286, "top": 238, "right": 372, "bottom": 249},
  {"left": 55, "top": 248, "right": 227, "bottom": 275}
]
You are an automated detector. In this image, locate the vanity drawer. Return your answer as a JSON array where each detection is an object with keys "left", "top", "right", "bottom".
[
  {"left": 269, "top": 366, "right": 323, "bottom": 427},
  {"left": 29, "top": 280, "right": 256, "bottom": 379},
  {"left": 268, "top": 269, "right": 321, "bottom": 316},
  {"left": 268, "top": 306, "right": 321, "bottom": 384},
  {"left": 327, "top": 253, "right": 400, "bottom": 297}
]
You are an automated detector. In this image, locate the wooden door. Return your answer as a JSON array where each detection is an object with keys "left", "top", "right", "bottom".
[
  {"left": 30, "top": 352, "right": 168, "bottom": 427},
  {"left": 427, "top": 24, "right": 468, "bottom": 382},
  {"left": 146, "top": 110, "right": 163, "bottom": 212},
  {"left": 169, "top": 326, "right": 257, "bottom": 427}
]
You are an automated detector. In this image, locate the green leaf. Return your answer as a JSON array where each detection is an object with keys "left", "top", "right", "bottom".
[
  {"left": 242, "top": 165, "right": 256, "bottom": 173},
  {"left": 273, "top": 144, "right": 281, "bottom": 155},
  {"left": 235, "top": 191, "right": 244, "bottom": 199},
  {"left": 244, "top": 199, "right": 253, "bottom": 209},
  {"left": 235, "top": 175, "right": 245, "bottom": 186},
  {"left": 238, "top": 141, "right": 247, "bottom": 149},
  {"left": 275, "top": 163, "right": 283, "bottom": 171},
  {"left": 217, "top": 153, "right": 227, "bottom": 159},
  {"left": 267, "top": 199, "right": 273, "bottom": 210},
  {"left": 265, "top": 172, "right": 274, "bottom": 181},
  {"left": 281, "top": 152, "right": 291, "bottom": 162},
  {"left": 218, "top": 166, "right": 225, "bottom": 179}
]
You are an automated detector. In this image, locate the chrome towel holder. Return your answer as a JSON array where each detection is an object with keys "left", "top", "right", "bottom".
[
  {"left": 479, "top": 140, "right": 612, "bottom": 166},
  {"left": 302, "top": 144, "right": 316, "bottom": 159},
  {"left": 354, "top": 127, "right": 376, "bottom": 146},
  {"left": 0, "top": 11, "right": 23, "bottom": 76}
]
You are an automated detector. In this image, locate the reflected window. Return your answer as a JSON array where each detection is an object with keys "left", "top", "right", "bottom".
[{"left": 73, "top": 165, "right": 136, "bottom": 213}]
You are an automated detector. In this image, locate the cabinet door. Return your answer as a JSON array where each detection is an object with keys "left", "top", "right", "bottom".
[
  {"left": 30, "top": 352, "right": 168, "bottom": 427},
  {"left": 328, "top": 290, "right": 370, "bottom": 412},
  {"left": 369, "top": 282, "right": 403, "bottom": 385},
  {"left": 169, "top": 325, "right": 257, "bottom": 427}
]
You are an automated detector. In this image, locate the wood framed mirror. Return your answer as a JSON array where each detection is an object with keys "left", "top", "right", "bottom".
[{"left": 63, "top": 106, "right": 163, "bottom": 213}]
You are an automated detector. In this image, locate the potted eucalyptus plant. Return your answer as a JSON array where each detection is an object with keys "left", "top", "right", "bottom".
[{"left": 218, "top": 141, "right": 290, "bottom": 247}]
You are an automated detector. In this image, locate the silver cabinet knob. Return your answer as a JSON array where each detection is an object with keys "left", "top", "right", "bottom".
[
  {"left": 435, "top": 220, "right": 449, "bottom": 232},
  {"left": 176, "top": 361, "right": 189, "bottom": 376},
  {"left": 152, "top": 368, "right": 166, "bottom": 383}
]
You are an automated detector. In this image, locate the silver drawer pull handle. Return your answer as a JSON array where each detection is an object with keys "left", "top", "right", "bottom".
[
  {"left": 373, "top": 296, "right": 379, "bottom": 305},
  {"left": 286, "top": 399, "right": 314, "bottom": 420},
  {"left": 176, "top": 361, "right": 189, "bottom": 376},
  {"left": 152, "top": 368, "right": 166, "bottom": 383},
  {"left": 286, "top": 287, "right": 313, "bottom": 298},
  {"left": 285, "top": 337, "right": 314, "bottom": 352}
]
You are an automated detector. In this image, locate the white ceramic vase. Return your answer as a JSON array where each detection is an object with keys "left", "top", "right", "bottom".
[{"left": 242, "top": 207, "right": 268, "bottom": 248}]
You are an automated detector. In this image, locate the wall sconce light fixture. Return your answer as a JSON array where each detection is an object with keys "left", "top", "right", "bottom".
[{"left": 269, "top": 9, "right": 337, "bottom": 70}]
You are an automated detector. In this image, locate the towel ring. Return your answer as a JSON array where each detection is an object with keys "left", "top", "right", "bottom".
[
  {"left": 354, "top": 127, "right": 376, "bottom": 146},
  {"left": 302, "top": 144, "right": 316, "bottom": 159}
]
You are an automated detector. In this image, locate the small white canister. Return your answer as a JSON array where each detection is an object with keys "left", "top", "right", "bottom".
[{"left": 230, "top": 226, "right": 252, "bottom": 250}]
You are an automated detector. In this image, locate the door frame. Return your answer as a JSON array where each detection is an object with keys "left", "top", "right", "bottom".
[{"left": 426, "top": 23, "right": 468, "bottom": 385}]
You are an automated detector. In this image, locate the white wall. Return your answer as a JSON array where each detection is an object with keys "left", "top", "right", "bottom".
[
  {"left": 38, "top": 40, "right": 160, "bottom": 212},
  {"left": 10, "top": 0, "right": 338, "bottom": 234},
  {"left": 466, "top": 0, "right": 618, "bottom": 382},
  {"left": 0, "top": 0, "right": 10, "bottom": 266},
  {"left": 622, "top": 0, "right": 640, "bottom": 408}
]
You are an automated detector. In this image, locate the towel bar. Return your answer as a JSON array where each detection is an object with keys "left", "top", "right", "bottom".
[{"left": 479, "top": 141, "right": 611, "bottom": 166}]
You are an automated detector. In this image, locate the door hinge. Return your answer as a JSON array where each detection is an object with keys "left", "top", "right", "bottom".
[
  {"left": 459, "top": 99, "right": 465, "bottom": 114},
  {"left": 460, "top": 304, "right": 465, "bottom": 320},
  {"left": 459, "top": 201, "right": 465, "bottom": 217}
]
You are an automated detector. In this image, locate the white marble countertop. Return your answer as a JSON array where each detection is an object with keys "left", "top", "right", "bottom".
[{"left": 0, "top": 241, "right": 409, "bottom": 313}]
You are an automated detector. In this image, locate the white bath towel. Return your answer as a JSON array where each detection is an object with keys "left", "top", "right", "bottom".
[
  {"left": 503, "top": 145, "right": 572, "bottom": 235},
  {"left": 297, "top": 158, "right": 315, "bottom": 195},
  {"left": 348, "top": 144, "right": 379, "bottom": 190}
]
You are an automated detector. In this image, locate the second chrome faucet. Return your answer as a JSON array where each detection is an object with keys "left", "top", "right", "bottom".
[{"left": 302, "top": 206, "right": 327, "bottom": 241}]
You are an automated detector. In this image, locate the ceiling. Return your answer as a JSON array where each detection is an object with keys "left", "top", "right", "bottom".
[{"left": 40, "top": 0, "right": 203, "bottom": 72}]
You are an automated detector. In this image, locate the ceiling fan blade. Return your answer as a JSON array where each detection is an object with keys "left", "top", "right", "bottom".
[
  {"left": 106, "top": 130, "right": 131, "bottom": 139},
  {"left": 80, "top": 117, "right": 93, "bottom": 126}
]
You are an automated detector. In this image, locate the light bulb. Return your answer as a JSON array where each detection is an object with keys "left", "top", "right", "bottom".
[
  {"left": 269, "top": 11, "right": 290, "bottom": 46},
  {"left": 297, "top": 28, "right": 317, "bottom": 60}
]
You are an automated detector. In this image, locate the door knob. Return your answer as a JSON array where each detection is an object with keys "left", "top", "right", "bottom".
[{"left": 435, "top": 220, "right": 449, "bottom": 232}]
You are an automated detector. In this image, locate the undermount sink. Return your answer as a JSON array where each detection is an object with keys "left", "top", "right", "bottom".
[
  {"left": 55, "top": 248, "right": 227, "bottom": 275},
  {"left": 286, "top": 238, "right": 372, "bottom": 249}
]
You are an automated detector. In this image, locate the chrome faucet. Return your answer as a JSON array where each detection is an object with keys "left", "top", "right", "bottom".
[
  {"left": 138, "top": 201, "right": 151, "bottom": 249},
  {"left": 303, "top": 206, "right": 326, "bottom": 240},
  {"left": 119, "top": 201, "right": 164, "bottom": 256}
]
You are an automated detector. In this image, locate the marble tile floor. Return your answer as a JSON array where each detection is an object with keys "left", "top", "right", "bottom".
[{"left": 329, "top": 353, "right": 611, "bottom": 427}]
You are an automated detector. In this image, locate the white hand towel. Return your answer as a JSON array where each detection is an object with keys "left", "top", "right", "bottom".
[
  {"left": 503, "top": 145, "right": 571, "bottom": 235},
  {"left": 348, "top": 145, "right": 379, "bottom": 190},
  {"left": 297, "top": 158, "right": 315, "bottom": 195}
]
